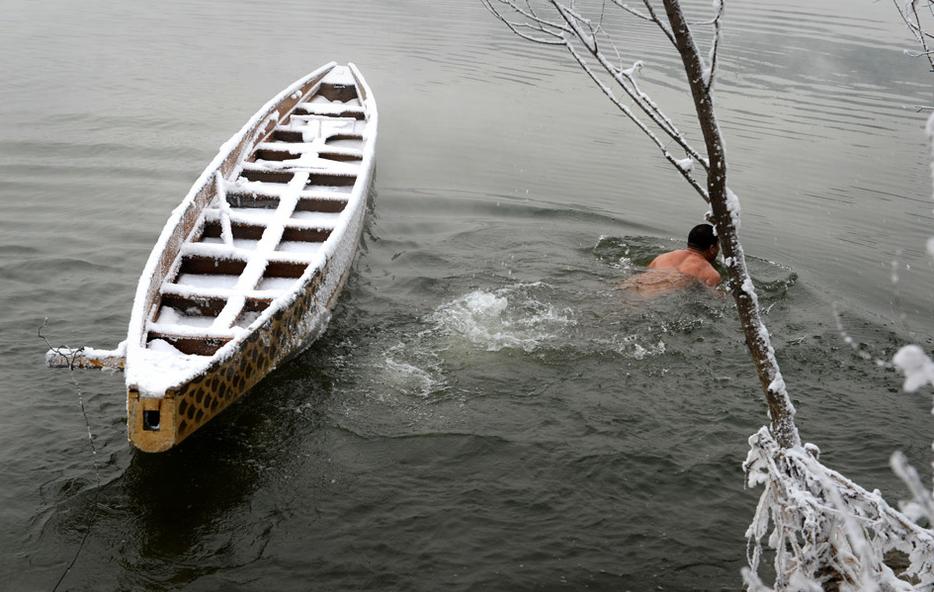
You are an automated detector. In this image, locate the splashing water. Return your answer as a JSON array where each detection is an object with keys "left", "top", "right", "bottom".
[
  {"left": 380, "top": 342, "right": 447, "bottom": 400},
  {"left": 431, "top": 284, "right": 575, "bottom": 353},
  {"left": 617, "top": 334, "right": 667, "bottom": 359}
]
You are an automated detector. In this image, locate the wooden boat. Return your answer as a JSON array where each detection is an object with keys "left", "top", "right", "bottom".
[{"left": 46, "top": 63, "right": 378, "bottom": 452}]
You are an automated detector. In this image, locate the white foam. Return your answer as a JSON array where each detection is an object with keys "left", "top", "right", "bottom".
[
  {"left": 431, "top": 285, "right": 575, "bottom": 353},
  {"left": 382, "top": 356, "right": 440, "bottom": 399},
  {"left": 616, "top": 334, "right": 667, "bottom": 359}
]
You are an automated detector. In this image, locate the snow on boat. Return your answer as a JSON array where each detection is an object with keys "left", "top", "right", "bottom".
[{"left": 48, "top": 63, "right": 378, "bottom": 452}]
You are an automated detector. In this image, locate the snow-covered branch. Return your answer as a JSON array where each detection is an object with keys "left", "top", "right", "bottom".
[
  {"left": 885, "top": 0, "right": 934, "bottom": 554},
  {"left": 743, "top": 427, "right": 934, "bottom": 591},
  {"left": 659, "top": 0, "right": 799, "bottom": 447},
  {"left": 484, "top": 0, "right": 715, "bottom": 202},
  {"left": 893, "top": 0, "right": 934, "bottom": 70},
  {"left": 481, "top": 0, "right": 569, "bottom": 44},
  {"left": 486, "top": 0, "right": 801, "bottom": 447},
  {"left": 610, "top": 0, "right": 677, "bottom": 47},
  {"left": 487, "top": 1, "right": 934, "bottom": 589},
  {"left": 704, "top": 0, "right": 724, "bottom": 94},
  {"left": 746, "top": 8, "right": 934, "bottom": 590}
]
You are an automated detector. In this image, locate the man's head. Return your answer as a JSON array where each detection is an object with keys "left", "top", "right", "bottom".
[{"left": 687, "top": 223, "right": 719, "bottom": 261}]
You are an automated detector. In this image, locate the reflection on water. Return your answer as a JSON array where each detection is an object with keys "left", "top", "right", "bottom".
[{"left": 1, "top": 0, "right": 932, "bottom": 590}]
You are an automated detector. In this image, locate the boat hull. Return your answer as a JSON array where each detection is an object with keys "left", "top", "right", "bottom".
[
  {"left": 125, "top": 63, "right": 377, "bottom": 452},
  {"left": 128, "top": 175, "right": 370, "bottom": 452}
]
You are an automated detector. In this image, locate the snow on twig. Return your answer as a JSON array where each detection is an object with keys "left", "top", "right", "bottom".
[
  {"left": 482, "top": 0, "right": 569, "bottom": 44},
  {"left": 488, "top": 1, "right": 800, "bottom": 445},
  {"left": 744, "top": 428, "right": 934, "bottom": 591},
  {"left": 893, "top": 0, "right": 934, "bottom": 70},
  {"left": 610, "top": 0, "right": 677, "bottom": 47},
  {"left": 613, "top": 1, "right": 652, "bottom": 21},
  {"left": 882, "top": 90, "right": 934, "bottom": 552},
  {"left": 704, "top": 0, "right": 724, "bottom": 94},
  {"left": 484, "top": 0, "right": 715, "bottom": 199},
  {"left": 554, "top": 1, "right": 713, "bottom": 172},
  {"left": 560, "top": 32, "right": 711, "bottom": 200},
  {"left": 891, "top": 450, "right": 934, "bottom": 526}
]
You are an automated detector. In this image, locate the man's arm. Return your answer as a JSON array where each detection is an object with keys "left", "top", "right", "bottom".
[{"left": 702, "top": 267, "right": 721, "bottom": 287}]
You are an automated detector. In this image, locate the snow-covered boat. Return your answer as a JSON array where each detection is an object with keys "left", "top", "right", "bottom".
[{"left": 48, "top": 63, "right": 378, "bottom": 452}]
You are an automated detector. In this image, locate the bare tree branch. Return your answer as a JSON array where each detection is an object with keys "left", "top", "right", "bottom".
[
  {"left": 561, "top": 35, "right": 711, "bottom": 199},
  {"left": 610, "top": 0, "right": 678, "bottom": 47},
  {"left": 485, "top": 0, "right": 801, "bottom": 446},
  {"left": 704, "top": 0, "right": 725, "bottom": 94},
  {"left": 484, "top": 0, "right": 569, "bottom": 33},
  {"left": 486, "top": 0, "right": 714, "bottom": 187},
  {"left": 893, "top": 0, "right": 934, "bottom": 70},
  {"left": 660, "top": 0, "right": 799, "bottom": 447},
  {"left": 611, "top": 0, "right": 652, "bottom": 21},
  {"left": 552, "top": 1, "right": 713, "bottom": 172},
  {"left": 482, "top": 0, "right": 567, "bottom": 44}
]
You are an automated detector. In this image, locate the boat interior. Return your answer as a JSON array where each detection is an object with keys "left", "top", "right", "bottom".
[{"left": 147, "top": 66, "right": 368, "bottom": 358}]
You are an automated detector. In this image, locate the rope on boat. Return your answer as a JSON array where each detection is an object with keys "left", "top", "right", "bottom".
[{"left": 38, "top": 319, "right": 103, "bottom": 592}]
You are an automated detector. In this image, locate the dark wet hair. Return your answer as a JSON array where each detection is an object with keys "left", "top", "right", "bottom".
[{"left": 687, "top": 224, "right": 717, "bottom": 250}]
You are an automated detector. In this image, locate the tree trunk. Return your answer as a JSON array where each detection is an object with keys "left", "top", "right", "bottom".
[{"left": 661, "top": 0, "right": 801, "bottom": 448}]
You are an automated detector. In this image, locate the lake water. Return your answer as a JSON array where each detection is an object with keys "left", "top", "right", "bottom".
[{"left": 1, "top": 1, "right": 932, "bottom": 590}]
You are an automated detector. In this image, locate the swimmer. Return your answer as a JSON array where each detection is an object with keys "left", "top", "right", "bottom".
[{"left": 621, "top": 224, "right": 722, "bottom": 296}]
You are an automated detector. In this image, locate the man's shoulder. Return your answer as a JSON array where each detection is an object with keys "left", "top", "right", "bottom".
[
  {"left": 649, "top": 249, "right": 688, "bottom": 267},
  {"left": 676, "top": 256, "right": 720, "bottom": 286},
  {"left": 699, "top": 263, "right": 721, "bottom": 286}
]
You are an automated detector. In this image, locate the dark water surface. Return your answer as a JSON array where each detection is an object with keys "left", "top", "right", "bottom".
[{"left": 1, "top": 1, "right": 932, "bottom": 590}]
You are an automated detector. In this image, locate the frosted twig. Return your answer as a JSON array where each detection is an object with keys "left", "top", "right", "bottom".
[
  {"left": 561, "top": 30, "right": 711, "bottom": 200},
  {"left": 485, "top": 0, "right": 800, "bottom": 448},
  {"left": 910, "top": 0, "right": 934, "bottom": 70},
  {"left": 553, "top": 1, "right": 713, "bottom": 178},
  {"left": 485, "top": 0, "right": 714, "bottom": 195},
  {"left": 744, "top": 428, "right": 934, "bottom": 590},
  {"left": 891, "top": 451, "right": 934, "bottom": 526},
  {"left": 482, "top": 0, "right": 568, "bottom": 44},
  {"left": 483, "top": 0, "right": 569, "bottom": 34},
  {"left": 612, "top": 0, "right": 651, "bottom": 21},
  {"left": 893, "top": 0, "right": 934, "bottom": 70},
  {"left": 705, "top": 0, "right": 724, "bottom": 94},
  {"left": 610, "top": 0, "right": 677, "bottom": 47}
]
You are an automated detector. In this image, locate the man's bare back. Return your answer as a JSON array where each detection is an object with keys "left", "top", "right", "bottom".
[
  {"left": 648, "top": 249, "right": 720, "bottom": 287},
  {"left": 619, "top": 224, "right": 722, "bottom": 297}
]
